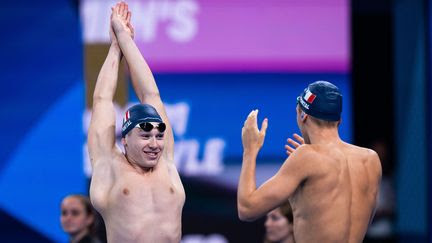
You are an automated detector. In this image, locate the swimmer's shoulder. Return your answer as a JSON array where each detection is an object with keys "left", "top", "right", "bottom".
[
  {"left": 286, "top": 144, "right": 323, "bottom": 166},
  {"left": 293, "top": 143, "right": 332, "bottom": 159},
  {"left": 342, "top": 142, "right": 379, "bottom": 160},
  {"left": 342, "top": 142, "right": 382, "bottom": 173},
  {"left": 291, "top": 143, "right": 319, "bottom": 157}
]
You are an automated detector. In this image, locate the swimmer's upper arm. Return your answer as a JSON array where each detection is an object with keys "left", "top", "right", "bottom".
[
  {"left": 369, "top": 149, "right": 382, "bottom": 181},
  {"left": 87, "top": 100, "right": 118, "bottom": 205},
  {"left": 88, "top": 44, "right": 122, "bottom": 169},
  {"left": 367, "top": 149, "right": 382, "bottom": 224},
  {"left": 88, "top": 100, "right": 120, "bottom": 166},
  {"left": 238, "top": 145, "right": 312, "bottom": 221}
]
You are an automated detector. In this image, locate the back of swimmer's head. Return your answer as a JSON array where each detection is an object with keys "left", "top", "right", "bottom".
[
  {"left": 121, "top": 103, "right": 163, "bottom": 138},
  {"left": 297, "top": 80, "right": 342, "bottom": 122}
]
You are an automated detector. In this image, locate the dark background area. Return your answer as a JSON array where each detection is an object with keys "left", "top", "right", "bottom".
[{"left": 352, "top": 0, "right": 394, "bottom": 149}]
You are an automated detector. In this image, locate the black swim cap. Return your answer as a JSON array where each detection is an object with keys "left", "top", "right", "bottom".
[
  {"left": 297, "top": 81, "right": 342, "bottom": 121},
  {"left": 121, "top": 104, "right": 163, "bottom": 137}
]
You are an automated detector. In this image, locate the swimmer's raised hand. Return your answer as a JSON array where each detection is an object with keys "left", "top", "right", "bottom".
[
  {"left": 111, "top": 1, "right": 134, "bottom": 40},
  {"left": 242, "top": 109, "right": 268, "bottom": 152}
]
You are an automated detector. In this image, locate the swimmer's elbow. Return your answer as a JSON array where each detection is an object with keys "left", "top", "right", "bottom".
[{"left": 237, "top": 203, "right": 258, "bottom": 222}]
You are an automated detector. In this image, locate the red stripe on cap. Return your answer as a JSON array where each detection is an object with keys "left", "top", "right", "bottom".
[{"left": 307, "top": 94, "right": 316, "bottom": 103}]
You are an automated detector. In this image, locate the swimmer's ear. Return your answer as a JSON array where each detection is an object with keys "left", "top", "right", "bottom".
[
  {"left": 121, "top": 137, "right": 127, "bottom": 147},
  {"left": 301, "top": 111, "right": 307, "bottom": 121}
]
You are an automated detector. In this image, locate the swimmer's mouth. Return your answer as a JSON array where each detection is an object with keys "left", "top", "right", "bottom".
[{"left": 144, "top": 151, "right": 159, "bottom": 158}]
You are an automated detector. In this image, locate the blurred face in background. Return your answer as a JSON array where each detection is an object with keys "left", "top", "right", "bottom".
[
  {"left": 60, "top": 196, "right": 93, "bottom": 236},
  {"left": 265, "top": 207, "right": 293, "bottom": 242}
]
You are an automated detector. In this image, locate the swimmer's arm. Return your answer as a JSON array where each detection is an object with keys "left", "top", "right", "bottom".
[
  {"left": 116, "top": 29, "right": 174, "bottom": 161},
  {"left": 238, "top": 110, "right": 268, "bottom": 217},
  {"left": 88, "top": 43, "right": 122, "bottom": 166},
  {"left": 368, "top": 150, "right": 382, "bottom": 225},
  {"left": 238, "top": 146, "right": 310, "bottom": 221}
]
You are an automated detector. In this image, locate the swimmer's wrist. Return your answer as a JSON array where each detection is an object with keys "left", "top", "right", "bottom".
[
  {"left": 110, "top": 41, "right": 119, "bottom": 48},
  {"left": 243, "top": 148, "right": 259, "bottom": 155},
  {"left": 116, "top": 29, "right": 132, "bottom": 39},
  {"left": 109, "top": 43, "right": 121, "bottom": 56}
]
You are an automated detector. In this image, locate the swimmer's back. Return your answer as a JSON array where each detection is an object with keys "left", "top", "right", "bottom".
[{"left": 290, "top": 141, "right": 381, "bottom": 243}]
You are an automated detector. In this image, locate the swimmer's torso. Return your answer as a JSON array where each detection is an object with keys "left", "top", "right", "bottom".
[
  {"left": 289, "top": 142, "right": 381, "bottom": 243},
  {"left": 90, "top": 152, "right": 185, "bottom": 243}
]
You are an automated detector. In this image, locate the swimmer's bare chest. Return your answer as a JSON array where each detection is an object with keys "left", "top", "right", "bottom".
[{"left": 102, "top": 160, "right": 185, "bottom": 242}]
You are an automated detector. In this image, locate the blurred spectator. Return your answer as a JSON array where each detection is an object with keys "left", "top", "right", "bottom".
[
  {"left": 264, "top": 201, "right": 295, "bottom": 243},
  {"left": 60, "top": 195, "right": 103, "bottom": 243},
  {"left": 365, "top": 139, "right": 396, "bottom": 243}
]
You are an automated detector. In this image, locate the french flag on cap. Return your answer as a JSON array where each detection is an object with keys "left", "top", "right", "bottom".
[
  {"left": 123, "top": 110, "right": 130, "bottom": 123},
  {"left": 304, "top": 89, "right": 317, "bottom": 103}
]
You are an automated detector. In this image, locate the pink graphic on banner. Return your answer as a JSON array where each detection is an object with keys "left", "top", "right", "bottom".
[{"left": 82, "top": 0, "right": 349, "bottom": 72}]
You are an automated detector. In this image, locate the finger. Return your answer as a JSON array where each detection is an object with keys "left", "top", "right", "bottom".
[
  {"left": 243, "top": 111, "right": 253, "bottom": 127},
  {"left": 115, "top": 3, "right": 120, "bottom": 15},
  {"left": 260, "top": 118, "right": 268, "bottom": 136},
  {"left": 126, "top": 11, "right": 131, "bottom": 23},
  {"left": 127, "top": 21, "right": 135, "bottom": 36},
  {"left": 244, "top": 110, "right": 255, "bottom": 126},
  {"left": 110, "top": 7, "right": 115, "bottom": 19},
  {"left": 252, "top": 109, "right": 258, "bottom": 128},
  {"left": 293, "top": 133, "right": 305, "bottom": 144},
  {"left": 119, "top": 2, "right": 125, "bottom": 16},
  {"left": 122, "top": 2, "right": 128, "bottom": 18},
  {"left": 287, "top": 138, "right": 301, "bottom": 148},
  {"left": 247, "top": 109, "right": 255, "bottom": 118},
  {"left": 119, "top": 2, "right": 124, "bottom": 14},
  {"left": 120, "top": 2, "right": 124, "bottom": 17},
  {"left": 285, "top": 144, "right": 295, "bottom": 153}
]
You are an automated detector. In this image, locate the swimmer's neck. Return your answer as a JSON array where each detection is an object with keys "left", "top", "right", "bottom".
[
  {"left": 305, "top": 127, "right": 340, "bottom": 145},
  {"left": 131, "top": 163, "right": 155, "bottom": 174}
]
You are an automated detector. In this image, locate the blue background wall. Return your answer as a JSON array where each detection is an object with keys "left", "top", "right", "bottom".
[{"left": 0, "top": 1, "right": 86, "bottom": 242}]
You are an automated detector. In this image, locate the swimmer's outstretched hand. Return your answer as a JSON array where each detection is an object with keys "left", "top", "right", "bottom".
[
  {"left": 111, "top": 1, "right": 134, "bottom": 40},
  {"left": 285, "top": 133, "right": 304, "bottom": 156},
  {"left": 242, "top": 109, "right": 268, "bottom": 152}
]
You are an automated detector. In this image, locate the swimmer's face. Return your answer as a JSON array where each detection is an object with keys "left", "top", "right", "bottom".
[
  {"left": 60, "top": 197, "right": 92, "bottom": 236},
  {"left": 265, "top": 208, "right": 293, "bottom": 242},
  {"left": 123, "top": 122, "right": 165, "bottom": 168}
]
